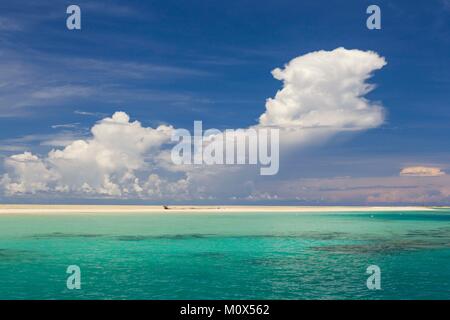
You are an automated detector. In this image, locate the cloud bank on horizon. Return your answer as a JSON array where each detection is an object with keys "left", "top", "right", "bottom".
[
  {"left": 0, "top": 48, "right": 392, "bottom": 201},
  {"left": 399, "top": 166, "right": 446, "bottom": 177}
]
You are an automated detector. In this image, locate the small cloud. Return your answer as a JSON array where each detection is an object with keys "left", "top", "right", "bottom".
[
  {"left": 31, "top": 85, "right": 94, "bottom": 100},
  {"left": 74, "top": 110, "right": 108, "bottom": 117},
  {"left": 400, "top": 166, "right": 446, "bottom": 177},
  {"left": 51, "top": 123, "right": 80, "bottom": 129}
]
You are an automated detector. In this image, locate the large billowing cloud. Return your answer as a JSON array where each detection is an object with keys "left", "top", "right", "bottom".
[
  {"left": 259, "top": 48, "right": 385, "bottom": 130},
  {"left": 1, "top": 48, "right": 388, "bottom": 199},
  {"left": 2, "top": 112, "right": 176, "bottom": 197}
]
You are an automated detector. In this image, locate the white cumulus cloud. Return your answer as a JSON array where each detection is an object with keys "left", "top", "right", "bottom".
[
  {"left": 259, "top": 48, "right": 386, "bottom": 130},
  {"left": 2, "top": 112, "right": 174, "bottom": 196}
]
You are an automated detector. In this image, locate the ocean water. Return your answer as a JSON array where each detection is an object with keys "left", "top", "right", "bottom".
[{"left": 0, "top": 210, "right": 449, "bottom": 300}]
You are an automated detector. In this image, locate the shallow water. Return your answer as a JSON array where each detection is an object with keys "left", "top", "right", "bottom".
[{"left": 0, "top": 211, "right": 449, "bottom": 299}]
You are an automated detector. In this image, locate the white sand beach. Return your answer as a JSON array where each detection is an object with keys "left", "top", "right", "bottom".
[{"left": 0, "top": 204, "right": 438, "bottom": 214}]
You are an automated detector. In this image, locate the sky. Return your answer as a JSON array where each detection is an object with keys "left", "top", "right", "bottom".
[{"left": 0, "top": 0, "right": 449, "bottom": 204}]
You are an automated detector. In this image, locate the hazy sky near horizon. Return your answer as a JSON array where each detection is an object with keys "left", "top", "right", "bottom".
[{"left": 0, "top": 0, "right": 449, "bottom": 204}]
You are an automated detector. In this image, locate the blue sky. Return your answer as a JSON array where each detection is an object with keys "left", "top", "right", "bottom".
[{"left": 0, "top": 0, "right": 449, "bottom": 204}]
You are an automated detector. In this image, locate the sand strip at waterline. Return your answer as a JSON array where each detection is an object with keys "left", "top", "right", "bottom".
[{"left": 0, "top": 205, "right": 438, "bottom": 215}]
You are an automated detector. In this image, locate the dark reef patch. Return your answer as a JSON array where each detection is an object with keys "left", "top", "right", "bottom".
[
  {"left": 30, "top": 232, "right": 106, "bottom": 239},
  {"left": 115, "top": 234, "right": 216, "bottom": 241}
]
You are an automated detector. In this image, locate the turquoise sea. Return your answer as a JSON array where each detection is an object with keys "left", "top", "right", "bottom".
[{"left": 0, "top": 210, "right": 449, "bottom": 300}]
